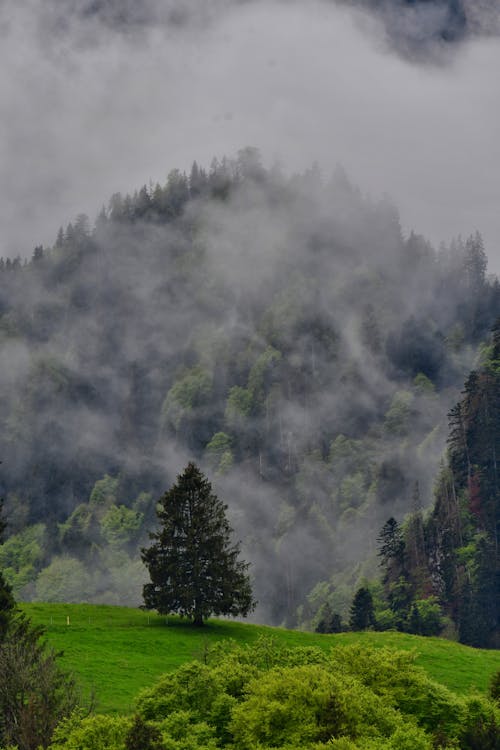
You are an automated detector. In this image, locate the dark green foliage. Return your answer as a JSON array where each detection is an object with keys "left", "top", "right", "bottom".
[
  {"left": 0, "top": 615, "right": 80, "bottom": 750},
  {"left": 0, "top": 499, "right": 15, "bottom": 640},
  {"left": 386, "top": 316, "right": 445, "bottom": 380},
  {"left": 392, "top": 322, "right": 500, "bottom": 647},
  {"left": 142, "top": 463, "right": 255, "bottom": 625},
  {"left": 0, "top": 566, "right": 15, "bottom": 637},
  {"left": 378, "top": 517, "right": 405, "bottom": 582},
  {"left": 459, "top": 696, "right": 500, "bottom": 750},
  {"left": 406, "top": 598, "right": 444, "bottom": 637},
  {"left": 1, "top": 153, "right": 500, "bottom": 627},
  {"left": 490, "top": 670, "right": 500, "bottom": 704},
  {"left": 125, "top": 715, "right": 164, "bottom": 750},
  {"left": 349, "top": 587, "right": 376, "bottom": 630},
  {"left": 315, "top": 603, "right": 343, "bottom": 633},
  {"left": 1, "top": 500, "right": 79, "bottom": 750}
]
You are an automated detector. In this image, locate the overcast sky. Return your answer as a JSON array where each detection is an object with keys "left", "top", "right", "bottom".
[{"left": 1, "top": 0, "right": 500, "bottom": 271}]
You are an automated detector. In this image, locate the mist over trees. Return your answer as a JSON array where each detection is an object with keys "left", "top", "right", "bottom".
[
  {"left": 0, "top": 150, "right": 499, "bottom": 626},
  {"left": 380, "top": 321, "right": 500, "bottom": 647},
  {"left": 24, "top": 0, "right": 500, "bottom": 49}
]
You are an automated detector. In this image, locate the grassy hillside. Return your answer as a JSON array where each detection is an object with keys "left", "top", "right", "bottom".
[{"left": 22, "top": 603, "right": 500, "bottom": 715}]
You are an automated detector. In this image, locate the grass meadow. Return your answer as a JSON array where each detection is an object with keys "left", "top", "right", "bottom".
[{"left": 22, "top": 602, "right": 500, "bottom": 715}]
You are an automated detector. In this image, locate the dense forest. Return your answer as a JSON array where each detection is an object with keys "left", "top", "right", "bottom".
[
  {"left": 0, "top": 150, "right": 499, "bottom": 637},
  {"left": 373, "top": 323, "right": 500, "bottom": 647}
]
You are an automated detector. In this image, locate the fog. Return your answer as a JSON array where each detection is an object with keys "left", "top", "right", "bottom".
[
  {"left": 1, "top": 0, "right": 499, "bottom": 624},
  {"left": 1, "top": 146, "right": 496, "bottom": 622},
  {"left": 1, "top": 0, "right": 500, "bottom": 270}
]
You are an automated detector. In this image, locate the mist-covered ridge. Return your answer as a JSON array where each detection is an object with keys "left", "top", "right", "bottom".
[
  {"left": 25, "top": 0, "right": 500, "bottom": 48},
  {"left": 0, "top": 151, "right": 499, "bottom": 625}
]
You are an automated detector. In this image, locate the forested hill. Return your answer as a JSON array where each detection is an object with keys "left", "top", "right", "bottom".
[
  {"left": 0, "top": 150, "right": 499, "bottom": 625},
  {"left": 38, "top": 0, "right": 500, "bottom": 49}
]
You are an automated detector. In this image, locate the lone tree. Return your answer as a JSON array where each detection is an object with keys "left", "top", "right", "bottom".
[{"left": 142, "top": 463, "right": 255, "bottom": 626}]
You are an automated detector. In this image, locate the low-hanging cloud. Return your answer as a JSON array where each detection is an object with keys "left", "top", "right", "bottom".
[{"left": 1, "top": 0, "right": 500, "bottom": 270}]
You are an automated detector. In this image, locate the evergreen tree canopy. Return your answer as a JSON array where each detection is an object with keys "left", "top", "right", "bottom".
[
  {"left": 0, "top": 499, "right": 15, "bottom": 641},
  {"left": 349, "top": 587, "right": 376, "bottom": 631},
  {"left": 142, "top": 463, "right": 255, "bottom": 626}
]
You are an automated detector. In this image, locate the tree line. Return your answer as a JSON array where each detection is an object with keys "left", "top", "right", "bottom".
[
  {"left": 318, "top": 320, "right": 499, "bottom": 648},
  {"left": 0, "top": 150, "right": 499, "bottom": 626}
]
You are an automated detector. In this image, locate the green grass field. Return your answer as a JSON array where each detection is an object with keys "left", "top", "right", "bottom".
[{"left": 22, "top": 603, "right": 500, "bottom": 715}]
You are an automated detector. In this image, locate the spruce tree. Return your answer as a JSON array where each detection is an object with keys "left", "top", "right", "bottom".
[
  {"left": 0, "top": 499, "right": 15, "bottom": 641},
  {"left": 349, "top": 587, "right": 376, "bottom": 631},
  {"left": 142, "top": 463, "right": 255, "bottom": 626}
]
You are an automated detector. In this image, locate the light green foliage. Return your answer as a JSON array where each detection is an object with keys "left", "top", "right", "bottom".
[
  {"left": 216, "top": 450, "right": 234, "bottom": 475},
  {"left": 375, "top": 608, "right": 398, "bottom": 630},
  {"left": 328, "top": 436, "right": 373, "bottom": 515},
  {"left": 224, "top": 386, "right": 253, "bottom": 427},
  {"left": 338, "top": 472, "right": 366, "bottom": 511},
  {"left": 0, "top": 522, "right": 46, "bottom": 592},
  {"left": 59, "top": 504, "right": 94, "bottom": 548},
  {"left": 162, "top": 367, "right": 212, "bottom": 430},
  {"left": 328, "top": 646, "right": 464, "bottom": 738},
  {"left": 205, "top": 432, "right": 234, "bottom": 474},
  {"left": 42, "top": 480, "right": 148, "bottom": 606},
  {"left": 413, "top": 373, "right": 435, "bottom": 395},
  {"left": 383, "top": 391, "right": 414, "bottom": 436},
  {"left": 21, "top": 603, "right": 500, "bottom": 718},
  {"left": 159, "top": 712, "right": 218, "bottom": 749},
  {"left": 446, "top": 323, "right": 465, "bottom": 352},
  {"left": 247, "top": 346, "right": 282, "bottom": 404},
  {"left": 137, "top": 662, "right": 220, "bottom": 722},
  {"left": 230, "top": 664, "right": 401, "bottom": 748},
  {"left": 307, "top": 580, "right": 334, "bottom": 616},
  {"left": 386, "top": 725, "right": 433, "bottom": 750},
  {"left": 411, "top": 597, "right": 444, "bottom": 637},
  {"left": 259, "top": 276, "right": 311, "bottom": 350},
  {"left": 100, "top": 505, "right": 143, "bottom": 549},
  {"left": 329, "top": 435, "right": 363, "bottom": 476},
  {"left": 130, "top": 640, "right": 477, "bottom": 749},
  {"left": 49, "top": 714, "right": 130, "bottom": 750},
  {"left": 35, "top": 556, "right": 94, "bottom": 603},
  {"left": 89, "top": 475, "right": 119, "bottom": 508}
]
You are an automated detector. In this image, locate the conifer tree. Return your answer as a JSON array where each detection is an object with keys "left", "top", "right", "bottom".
[
  {"left": 142, "top": 463, "right": 255, "bottom": 626},
  {"left": 0, "top": 499, "right": 15, "bottom": 641},
  {"left": 349, "top": 587, "right": 376, "bottom": 631}
]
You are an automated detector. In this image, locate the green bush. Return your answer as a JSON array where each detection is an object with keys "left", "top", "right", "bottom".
[
  {"left": 46, "top": 639, "right": 500, "bottom": 750},
  {"left": 49, "top": 714, "right": 129, "bottom": 750}
]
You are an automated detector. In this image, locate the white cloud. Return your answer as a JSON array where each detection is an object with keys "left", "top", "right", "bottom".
[{"left": 1, "top": 0, "right": 500, "bottom": 271}]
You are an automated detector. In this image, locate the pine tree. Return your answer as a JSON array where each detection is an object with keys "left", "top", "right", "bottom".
[
  {"left": 315, "top": 603, "right": 343, "bottom": 633},
  {"left": 349, "top": 587, "right": 376, "bottom": 631},
  {"left": 0, "top": 499, "right": 15, "bottom": 641},
  {"left": 377, "top": 517, "right": 405, "bottom": 572},
  {"left": 423, "top": 321, "right": 500, "bottom": 646},
  {"left": 142, "top": 463, "right": 255, "bottom": 626}
]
